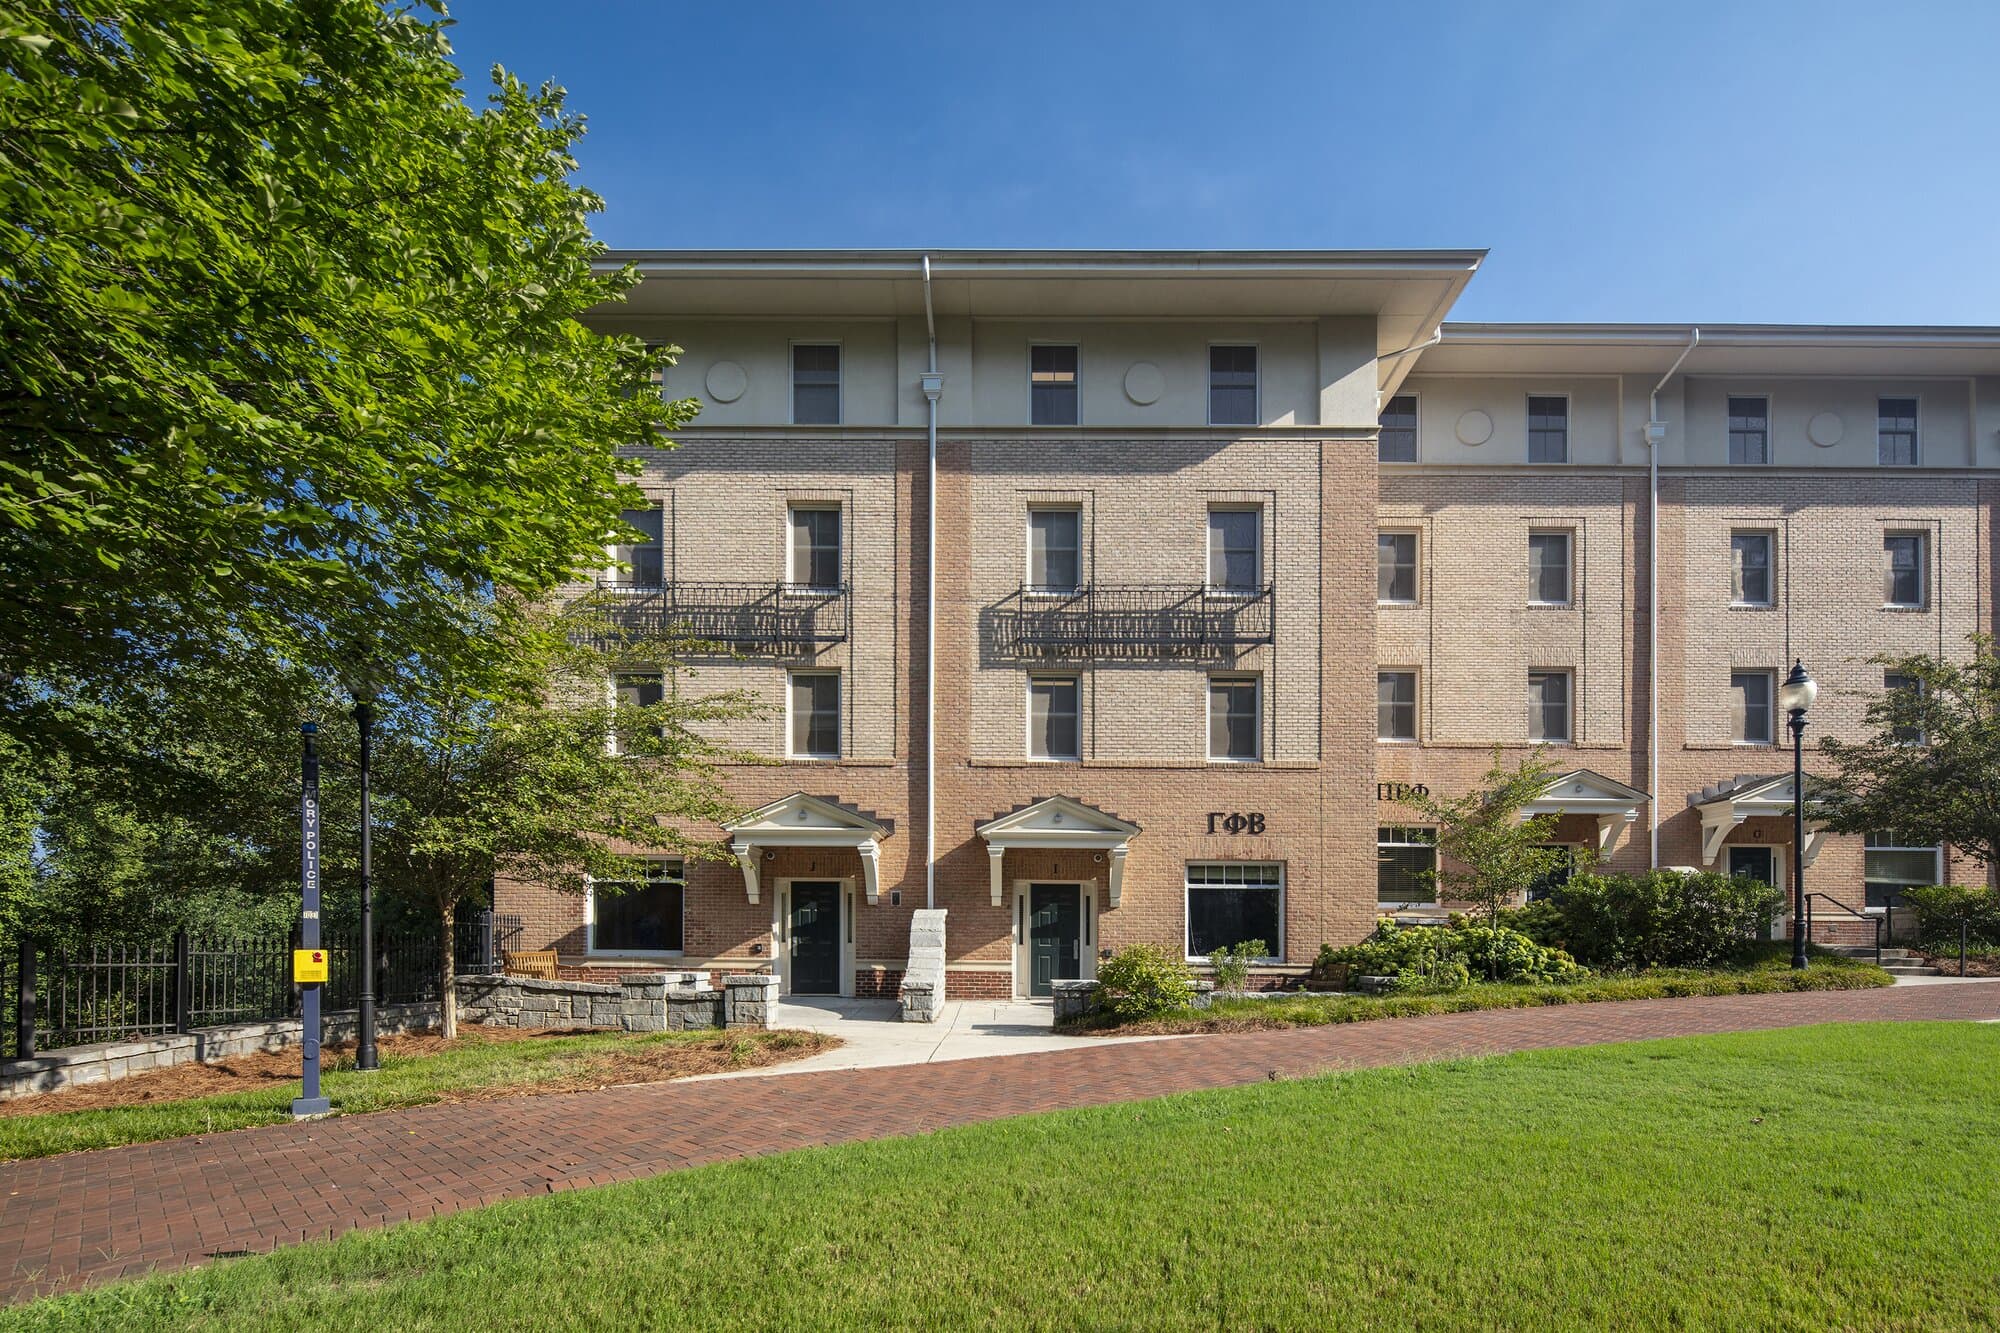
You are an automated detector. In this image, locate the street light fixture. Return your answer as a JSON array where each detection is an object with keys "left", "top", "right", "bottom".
[{"left": 1778, "top": 659, "right": 1818, "bottom": 970}]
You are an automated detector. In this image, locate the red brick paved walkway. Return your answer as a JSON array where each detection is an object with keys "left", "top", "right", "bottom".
[{"left": 3, "top": 981, "right": 1997, "bottom": 1304}]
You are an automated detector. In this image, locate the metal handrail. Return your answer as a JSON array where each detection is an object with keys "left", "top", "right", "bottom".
[
  {"left": 1802, "top": 891, "right": 1883, "bottom": 967},
  {"left": 580, "top": 579, "right": 851, "bottom": 652},
  {"left": 1007, "top": 581, "right": 1275, "bottom": 658}
]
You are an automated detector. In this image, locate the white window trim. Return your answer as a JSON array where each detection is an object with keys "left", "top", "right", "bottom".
[
  {"left": 786, "top": 669, "right": 842, "bottom": 760},
  {"left": 1207, "top": 342, "right": 1260, "bottom": 428},
  {"left": 1882, "top": 529, "right": 1930, "bottom": 610},
  {"left": 1379, "top": 391, "right": 1420, "bottom": 463},
  {"left": 1528, "top": 669, "right": 1573, "bottom": 745},
  {"left": 1527, "top": 528, "right": 1574, "bottom": 608},
  {"left": 1730, "top": 670, "right": 1777, "bottom": 747},
  {"left": 1027, "top": 341, "right": 1081, "bottom": 428},
  {"left": 785, "top": 502, "right": 843, "bottom": 593},
  {"left": 1378, "top": 528, "right": 1421, "bottom": 607},
  {"left": 1729, "top": 529, "right": 1776, "bottom": 608},
  {"left": 789, "top": 339, "right": 842, "bottom": 427},
  {"left": 1726, "top": 391, "right": 1775, "bottom": 467},
  {"left": 1376, "top": 826, "right": 1439, "bottom": 909},
  {"left": 1377, "top": 668, "right": 1420, "bottom": 743},
  {"left": 1025, "top": 674, "right": 1082, "bottom": 763},
  {"left": 1208, "top": 674, "right": 1263, "bottom": 763},
  {"left": 1183, "top": 862, "right": 1285, "bottom": 965},
  {"left": 1526, "top": 391, "right": 1571, "bottom": 464},
  {"left": 1025, "top": 504, "right": 1084, "bottom": 594},
  {"left": 584, "top": 861, "right": 687, "bottom": 959},
  {"left": 1876, "top": 393, "right": 1922, "bottom": 467},
  {"left": 1206, "top": 504, "right": 1263, "bottom": 596}
]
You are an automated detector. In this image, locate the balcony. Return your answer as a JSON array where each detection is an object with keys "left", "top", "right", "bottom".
[
  {"left": 994, "top": 583, "right": 1275, "bottom": 660},
  {"left": 574, "top": 580, "right": 849, "bottom": 657}
]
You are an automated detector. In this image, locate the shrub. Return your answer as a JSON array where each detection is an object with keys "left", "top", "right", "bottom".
[
  {"left": 1496, "top": 899, "right": 1566, "bottom": 947},
  {"left": 1545, "top": 871, "right": 1784, "bottom": 969},
  {"left": 1903, "top": 885, "right": 2000, "bottom": 949},
  {"left": 1095, "top": 943, "right": 1195, "bottom": 1019},
  {"left": 1317, "top": 919, "right": 1587, "bottom": 992},
  {"left": 1205, "top": 940, "right": 1267, "bottom": 995}
]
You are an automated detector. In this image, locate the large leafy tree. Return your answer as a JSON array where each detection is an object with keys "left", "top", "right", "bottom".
[
  {"left": 1818, "top": 641, "right": 2000, "bottom": 875},
  {"left": 0, "top": 0, "right": 689, "bottom": 712}
]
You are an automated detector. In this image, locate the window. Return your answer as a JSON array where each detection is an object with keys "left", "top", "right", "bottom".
[
  {"left": 590, "top": 861, "right": 684, "bottom": 954},
  {"left": 1186, "top": 863, "right": 1282, "bottom": 962},
  {"left": 614, "top": 506, "right": 664, "bottom": 588},
  {"left": 1731, "top": 671, "right": 1774, "bottom": 745},
  {"left": 1378, "top": 670, "right": 1417, "bottom": 741},
  {"left": 1527, "top": 395, "right": 1569, "bottom": 463},
  {"left": 1884, "top": 531, "right": 1928, "bottom": 608},
  {"left": 1379, "top": 394, "right": 1418, "bottom": 462},
  {"left": 612, "top": 671, "right": 664, "bottom": 753},
  {"left": 1378, "top": 531, "right": 1418, "bottom": 604},
  {"left": 1208, "top": 676, "right": 1260, "bottom": 761},
  {"left": 1864, "top": 832, "right": 1940, "bottom": 908},
  {"left": 791, "top": 344, "right": 841, "bottom": 425},
  {"left": 1528, "top": 670, "right": 1571, "bottom": 743},
  {"left": 788, "top": 505, "right": 841, "bottom": 590},
  {"left": 1728, "top": 395, "right": 1770, "bottom": 465},
  {"left": 1027, "top": 676, "right": 1080, "bottom": 761},
  {"left": 1030, "top": 345, "right": 1079, "bottom": 426},
  {"left": 1377, "top": 827, "right": 1437, "bottom": 905},
  {"left": 1731, "top": 531, "right": 1773, "bottom": 606},
  {"left": 1026, "top": 507, "right": 1081, "bottom": 592},
  {"left": 1527, "top": 530, "right": 1572, "bottom": 606},
  {"left": 1527, "top": 845, "right": 1577, "bottom": 902},
  {"left": 1208, "top": 508, "right": 1261, "bottom": 593},
  {"left": 1208, "top": 345, "right": 1258, "bottom": 426},
  {"left": 1878, "top": 397, "right": 1919, "bottom": 466},
  {"left": 788, "top": 671, "right": 840, "bottom": 759},
  {"left": 1885, "top": 671, "right": 1925, "bottom": 744}
]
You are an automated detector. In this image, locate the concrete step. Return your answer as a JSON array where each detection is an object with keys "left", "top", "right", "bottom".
[{"left": 1884, "top": 965, "right": 1945, "bottom": 977}]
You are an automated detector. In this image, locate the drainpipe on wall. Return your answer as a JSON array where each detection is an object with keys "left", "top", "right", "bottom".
[
  {"left": 919, "top": 258, "right": 944, "bottom": 910},
  {"left": 1645, "top": 328, "right": 1700, "bottom": 868}
]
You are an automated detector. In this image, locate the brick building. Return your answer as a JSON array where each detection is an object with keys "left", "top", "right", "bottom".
[{"left": 495, "top": 251, "right": 2000, "bottom": 997}]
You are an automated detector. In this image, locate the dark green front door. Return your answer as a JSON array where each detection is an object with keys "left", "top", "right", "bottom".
[
  {"left": 789, "top": 882, "right": 841, "bottom": 995},
  {"left": 1028, "top": 884, "right": 1081, "bottom": 998}
]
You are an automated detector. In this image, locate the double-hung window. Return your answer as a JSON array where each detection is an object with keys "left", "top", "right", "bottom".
[
  {"left": 1878, "top": 397, "right": 1919, "bottom": 466},
  {"left": 1864, "top": 832, "right": 1940, "bottom": 908},
  {"left": 1027, "top": 507, "right": 1081, "bottom": 593},
  {"left": 1208, "top": 676, "right": 1260, "bottom": 761},
  {"left": 1728, "top": 396, "right": 1770, "bottom": 465},
  {"left": 791, "top": 344, "right": 841, "bottom": 425},
  {"left": 1731, "top": 671, "right": 1774, "bottom": 745},
  {"left": 1208, "top": 508, "right": 1261, "bottom": 594},
  {"left": 590, "top": 861, "right": 685, "bottom": 955},
  {"left": 788, "top": 671, "right": 840, "bottom": 759},
  {"left": 1379, "top": 394, "right": 1418, "bottom": 462},
  {"left": 1030, "top": 345, "right": 1079, "bottom": 426},
  {"left": 1528, "top": 670, "right": 1571, "bottom": 743},
  {"left": 1378, "top": 531, "right": 1418, "bottom": 604},
  {"left": 615, "top": 506, "right": 664, "bottom": 588},
  {"left": 1377, "top": 827, "right": 1437, "bottom": 905},
  {"left": 1208, "top": 346, "right": 1258, "bottom": 426},
  {"left": 612, "top": 671, "right": 665, "bottom": 754},
  {"left": 1884, "top": 671, "right": 1925, "bottom": 744},
  {"left": 1528, "top": 530, "right": 1572, "bottom": 606},
  {"left": 788, "top": 505, "right": 841, "bottom": 590},
  {"left": 1731, "top": 531, "right": 1773, "bottom": 606},
  {"left": 1884, "top": 532, "right": 1928, "bottom": 608},
  {"left": 1185, "top": 863, "right": 1282, "bottom": 962},
  {"left": 1027, "top": 676, "right": 1080, "bottom": 761},
  {"left": 1527, "top": 395, "right": 1569, "bottom": 463},
  {"left": 1378, "top": 670, "right": 1417, "bottom": 740}
]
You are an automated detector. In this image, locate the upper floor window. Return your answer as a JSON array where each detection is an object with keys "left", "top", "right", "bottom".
[
  {"left": 791, "top": 344, "right": 841, "bottom": 425},
  {"left": 1731, "top": 670, "right": 1774, "bottom": 745},
  {"left": 1378, "top": 670, "right": 1417, "bottom": 741},
  {"left": 1027, "top": 507, "right": 1081, "bottom": 593},
  {"left": 1027, "top": 675, "right": 1081, "bottom": 761},
  {"left": 1208, "top": 345, "right": 1259, "bottom": 426},
  {"left": 1527, "top": 670, "right": 1571, "bottom": 743},
  {"left": 788, "top": 670, "right": 841, "bottom": 759},
  {"left": 612, "top": 670, "right": 665, "bottom": 754},
  {"left": 1731, "top": 531, "right": 1773, "bottom": 607},
  {"left": 1208, "top": 675, "right": 1261, "bottom": 761},
  {"left": 1527, "top": 530, "right": 1572, "bottom": 606},
  {"left": 1379, "top": 394, "right": 1418, "bottom": 462},
  {"left": 1030, "top": 345, "right": 1079, "bottom": 426},
  {"left": 614, "top": 506, "right": 664, "bottom": 588},
  {"left": 1883, "top": 531, "right": 1929, "bottom": 608},
  {"left": 1884, "top": 671, "right": 1925, "bottom": 745},
  {"left": 1878, "top": 397, "right": 1919, "bottom": 466},
  {"left": 1208, "top": 507, "right": 1261, "bottom": 593},
  {"left": 1378, "top": 531, "right": 1418, "bottom": 604},
  {"left": 1728, "top": 395, "right": 1770, "bottom": 465},
  {"left": 788, "top": 505, "right": 841, "bottom": 590},
  {"left": 1527, "top": 395, "right": 1569, "bottom": 463}
]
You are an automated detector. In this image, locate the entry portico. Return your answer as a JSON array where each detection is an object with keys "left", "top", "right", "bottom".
[
  {"left": 725, "top": 793, "right": 891, "bottom": 999},
  {"left": 975, "top": 796, "right": 1141, "bottom": 998},
  {"left": 974, "top": 796, "right": 1140, "bottom": 907}
]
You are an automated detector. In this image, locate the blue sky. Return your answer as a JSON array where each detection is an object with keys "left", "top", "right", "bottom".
[{"left": 446, "top": 1, "right": 2000, "bottom": 325}]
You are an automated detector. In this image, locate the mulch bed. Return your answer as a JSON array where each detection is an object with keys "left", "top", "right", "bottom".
[{"left": 0, "top": 1025, "right": 836, "bottom": 1117}]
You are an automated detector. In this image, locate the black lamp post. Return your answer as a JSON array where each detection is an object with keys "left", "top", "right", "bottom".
[
  {"left": 1778, "top": 659, "right": 1818, "bottom": 970},
  {"left": 352, "top": 685, "right": 379, "bottom": 1072}
]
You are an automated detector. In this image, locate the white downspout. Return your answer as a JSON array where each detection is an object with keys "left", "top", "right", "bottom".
[
  {"left": 1645, "top": 328, "right": 1700, "bottom": 868},
  {"left": 919, "top": 257, "right": 942, "bottom": 909}
]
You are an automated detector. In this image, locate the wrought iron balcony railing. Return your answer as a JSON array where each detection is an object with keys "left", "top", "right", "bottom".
[
  {"left": 999, "top": 583, "right": 1274, "bottom": 659},
  {"left": 577, "top": 580, "right": 849, "bottom": 656}
]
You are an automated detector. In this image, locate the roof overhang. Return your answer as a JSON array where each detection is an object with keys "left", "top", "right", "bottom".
[
  {"left": 1417, "top": 323, "right": 2000, "bottom": 377},
  {"left": 1686, "top": 774, "right": 1831, "bottom": 867},
  {"left": 1520, "top": 769, "right": 1650, "bottom": 854},
  {"left": 975, "top": 795, "right": 1141, "bottom": 907},
  {"left": 724, "top": 793, "right": 889, "bottom": 904}
]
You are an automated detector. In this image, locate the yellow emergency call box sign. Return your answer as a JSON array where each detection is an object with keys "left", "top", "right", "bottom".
[{"left": 293, "top": 949, "right": 330, "bottom": 984}]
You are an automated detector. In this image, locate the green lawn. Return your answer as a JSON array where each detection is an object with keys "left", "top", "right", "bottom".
[
  {"left": 0, "top": 1028, "right": 826, "bottom": 1162},
  {"left": 8, "top": 1021, "right": 1997, "bottom": 1330},
  {"left": 1079, "top": 943, "right": 1892, "bottom": 1034}
]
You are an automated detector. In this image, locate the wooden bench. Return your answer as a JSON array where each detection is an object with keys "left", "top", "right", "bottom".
[{"left": 503, "top": 949, "right": 559, "bottom": 979}]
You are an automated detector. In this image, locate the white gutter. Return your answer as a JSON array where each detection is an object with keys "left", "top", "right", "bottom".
[
  {"left": 919, "top": 258, "right": 942, "bottom": 910},
  {"left": 1644, "top": 328, "right": 1700, "bottom": 867}
]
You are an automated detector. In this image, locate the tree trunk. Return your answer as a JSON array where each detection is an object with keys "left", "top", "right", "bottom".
[{"left": 439, "top": 905, "right": 457, "bottom": 1040}]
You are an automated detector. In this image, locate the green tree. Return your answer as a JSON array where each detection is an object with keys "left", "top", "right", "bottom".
[
  {"left": 1818, "top": 640, "right": 2000, "bottom": 876},
  {"left": 0, "top": 0, "right": 690, "bottom": 718}
]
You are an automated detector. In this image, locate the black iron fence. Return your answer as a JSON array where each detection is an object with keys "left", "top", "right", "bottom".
[
  {"left": 0, "top": 912, "right": 520, "bottom": 1062},
  {"left": 580, "top": 579, "right": 850, "bottom": 656},
  {"left": 997, "top": 583, "right": 1276, "bottom": 660}
]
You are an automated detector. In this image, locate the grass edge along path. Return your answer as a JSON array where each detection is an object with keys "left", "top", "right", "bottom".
[{"left": 5, "top": 1021, "right": 1996, "bottom": 1331}]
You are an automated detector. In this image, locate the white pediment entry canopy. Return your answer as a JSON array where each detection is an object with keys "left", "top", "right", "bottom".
[
  {"left": 1521, "top": 769, "right": 1650, "bottom": 855},
  {"left": 1687, "top": 773, "right": 1833, "bottom": 867},
  {"left": 724, "top": 793, "right": 889, "bottom": 904},
  {"left": 975, "top": 796, "right": 1141, "bottom": 908}
]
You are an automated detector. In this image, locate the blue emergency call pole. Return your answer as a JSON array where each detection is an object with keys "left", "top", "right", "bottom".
[{"left": 291, "top": 721, "right": 331, "bottom": 1118}]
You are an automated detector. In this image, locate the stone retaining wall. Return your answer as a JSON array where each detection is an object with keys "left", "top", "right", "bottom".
[{"left": 454, "top": 971, "right": 776, "bottom": 1034}]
